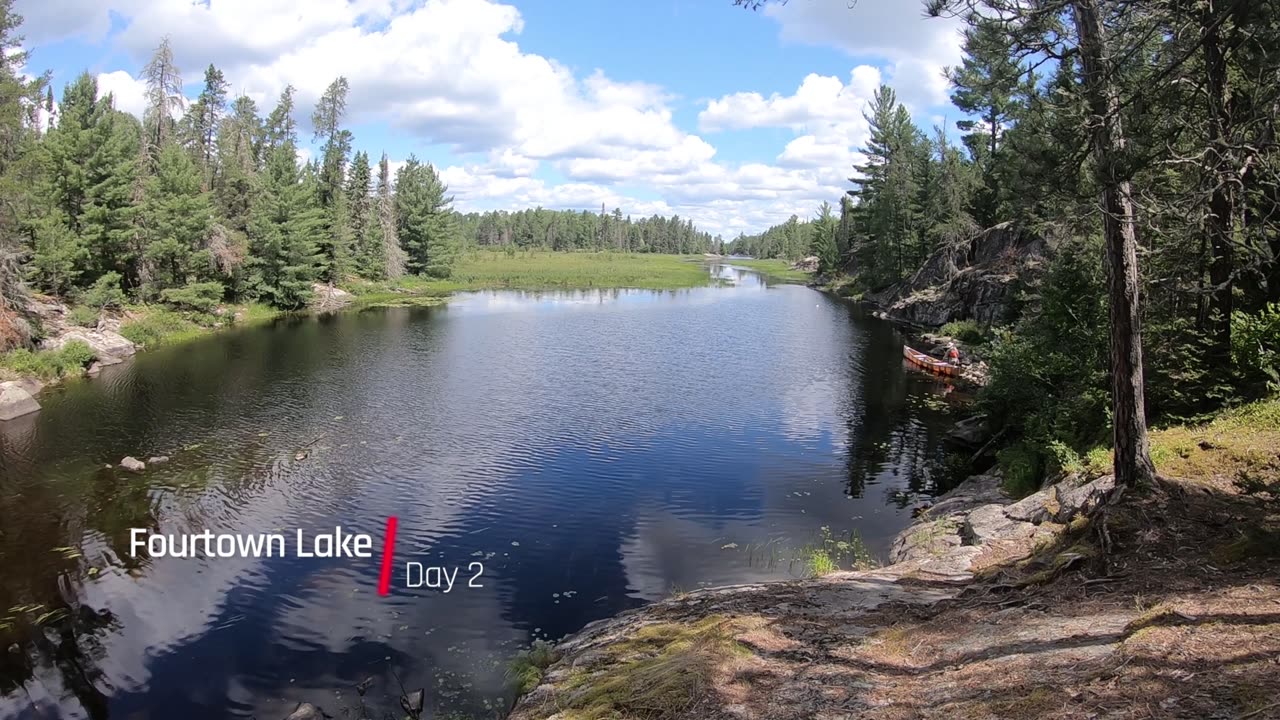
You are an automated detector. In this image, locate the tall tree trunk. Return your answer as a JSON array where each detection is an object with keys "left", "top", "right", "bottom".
[
  {"left": 1202, "top": 2, "right": 1235, "bottom": 362},
  {"left": 1073, "top": 0, "right": 1157, "bottom": 487}
]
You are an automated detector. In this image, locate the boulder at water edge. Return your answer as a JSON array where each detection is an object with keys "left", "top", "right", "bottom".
[
  {"left": 42, "top": 328, "right": 136, "bottom": 365},
  {"left": 0, "top": 381, "right": 40, "bottom": 421},
  {"left": 119, "top": 456, "right": 146, "bottom": 472}
]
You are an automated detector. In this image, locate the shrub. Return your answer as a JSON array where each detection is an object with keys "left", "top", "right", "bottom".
[
  {"left": 997, "top": 442, "right": 1044, "bottom": 498},
  {"left": 119, "top": 310, "right": 200, "bottom": 348},
  {"left": 508, "top": 640, "right": 558, "bottom": 695},
  {"left": 159, "top": 282, "right": 225, "bottom": 314},
  {"left": 0, "top": 339, "right": 96, "bottom": 379},
  {"left": 1232, "top": 303, "right": 1280, "bottom": 397},
  {"left": 940, "top": 319, "right": 987, "bottom": 344},
  {"left": 67, "top": 305, "right": 99, "bottom": 328},
  {"left": 78, "top": 272, "right": 127, "bottom": 310}
]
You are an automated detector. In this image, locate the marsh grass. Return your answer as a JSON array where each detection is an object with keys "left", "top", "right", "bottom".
[
  {"left": 738, "top": 528, "right": 876, "bottom": 577},
  {"left": 721, "top": 258, "right": 813, "bottom": 283},
  {"left": 356, "top": 251, "right": 712, "bottom": 298}
]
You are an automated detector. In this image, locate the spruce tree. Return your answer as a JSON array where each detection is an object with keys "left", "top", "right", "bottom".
[
  {"left": 181, "top": 64, "right": 229, "bottom": 189},
  {"left": 140, "top": 142, "right": 212, "bottom": 295},
  {"left": 395, "top": 156, "right": 457, "bottom": 278},
  {"left": 345, "top": 150, "right": 378, "bottom": 278},
  {"left": 810, "top": 201, "right": 839, "bottom": 274},
  {"left": 246, "top": 141, "right": 323, "bottom": 309},
  {"left": 312, "top": 77, "right": 353, "bottom": 283}
]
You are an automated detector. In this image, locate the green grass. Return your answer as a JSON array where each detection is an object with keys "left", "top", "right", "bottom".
[
  {"left": 721, "top": 258, "right": 813, "bottom": 283},
  {"left": 0, "top": 340, "right": 95, "bottom": 380},
  {"left": 356, "top": 251, "right": 714, "bottom": 298},
  {"left": 119, "top": 308, "right": 206, "bottom": 348}
]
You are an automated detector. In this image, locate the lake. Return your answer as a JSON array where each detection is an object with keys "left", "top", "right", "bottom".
[{"left": 0, "top": 264, "right": 959, "bottom": 719}]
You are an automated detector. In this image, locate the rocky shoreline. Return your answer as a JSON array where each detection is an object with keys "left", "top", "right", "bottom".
[
  {"left": 0, "top": 283, "right": 359, "bottom": 421},
  {"left": 508, "top": 470, "right": 1118, "bottom": 719}
]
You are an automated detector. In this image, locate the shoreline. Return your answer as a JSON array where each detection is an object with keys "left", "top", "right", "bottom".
[
  {"left": 1, "top": 252, "right": 767, "bottom": 407},
  {"left": 506, "top": 398, "right": 1280, "bottom": 719}
]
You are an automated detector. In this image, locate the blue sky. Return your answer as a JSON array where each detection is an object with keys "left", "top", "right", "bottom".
[{"left": 16, "top": 0, "right": 965, "bottom": 237}]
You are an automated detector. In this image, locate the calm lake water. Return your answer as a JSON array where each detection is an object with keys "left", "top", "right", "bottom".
[{"left": 0, "top": 264, "right": 960, "bottom": 719}]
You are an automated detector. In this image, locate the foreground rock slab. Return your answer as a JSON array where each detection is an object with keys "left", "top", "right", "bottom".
[
  {"left": 0, "top": 381, "right": 40, "bottom": 421},
  {"left": 42, "top": 327, "right": 137, "bottom": 365},
  {"left": 510, "top": 470, "right": 1138, "bottom": 720}
]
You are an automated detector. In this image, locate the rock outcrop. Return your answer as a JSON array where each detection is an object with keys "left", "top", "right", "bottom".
[
  {"left": 42, "top": 327, "right": 136, "bottom": 366},
  {"left": 509, "top": 470, "right": 1120, "bottom": 719},
  {"left": 310, "top": 283, "right": 355, "bottom": 313},
  {"left": 888, "top": 471, "right": 1117, "bottom": 579},
  {"left": 0, "top": 381, "right": 40, "bottom": 421},
  {"left": 865, "top": 222, "right": 1046, "bottom": 327}
]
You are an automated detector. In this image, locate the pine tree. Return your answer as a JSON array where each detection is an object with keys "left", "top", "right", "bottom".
[
  {"left": 37, "top": 73, "right": 140, "bottom": 290},
  {"left": 395, "top": 156, "right": 457, "bottom": 278},
  {"left": 140, "top": 142, "right": 212, "bottom": 295},
  {"left": 948, "top": 16, "right": 1021, "bottom": 225},
  {"left": 312, "top": 77, "right": 353, "bottom": 282},
  {"left": 345, "top": 150, "right": 378, "bottom": 277},
  {"left": 181, "top": 64, "right": 229, "bottom": 189},
  {"left": 141, "top": 37, "right": 183, "bottom": 163},
  {"left": 246, "top": 141, "right": 323, "bottom": 309},
  {"left": 810, "top": 201, "right": 839, "bottom": 274}
]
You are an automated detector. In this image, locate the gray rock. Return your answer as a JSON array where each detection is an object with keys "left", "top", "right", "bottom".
[
  {"left": 11, "top": 377, "right": 44, "bottom": 396},
  {"left": 791, "top": 256, "right": 819, "bottom": 272},
  {"left": 284, "top": 703, "right": 323, "bottom": 720},
  {"left": 310, "top": 283, "right": 355, "bottom": 313},
  {"left": 946, "top": 414, "right": 992, "bottom": 448},
  {"left": 963, "top": 504, "right": 1022, "bottom": 545},
  {"left": 865, "top": 223, "right": 1048, "bottom": 328},
  {"left": 1004, "top": 486, "right": 1057, "bottom": 524},
  {"left": 42, "top": 327, "right": 136, "bottom": 363},
  {"left": 86, "top": 361, "right": 103, "bottom": 377},
  {"left": 1053, "top": 475, "right": 1116, "bottom": 523},
  {"left": 926, "top": 473, "right": 1009, "bottom": 518},
  {"left": 0, "top": 381, "right": 40, "bottom": 421},
  {"left": 890, "top": 515, "right": 964, "bottom": 564},
  {"left": 119, "top": 456, "right": 145, "bottom": 472},
  {"left": 147, "top": 455, "right": 170, "bottom": 465}
]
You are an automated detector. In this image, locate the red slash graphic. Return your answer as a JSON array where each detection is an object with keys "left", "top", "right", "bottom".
[{"left": 377, "top": 516, "right": 398, "bottom": 596}]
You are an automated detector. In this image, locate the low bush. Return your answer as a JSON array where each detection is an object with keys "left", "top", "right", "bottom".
[
  {"left": 1232, "top": 303, "right": 1280, "bottom": 397},
  {"left": 0, "top": 339, "right": 96, "bottom": 379},
  {"left": 119, "top": 309, "right": 202, "bottom": 348},
  {"left": 159, "top": 282, "right": 224, "bottom": 313},
  {"left": 67, "top": 305, "right": 98, "bottom": 328},
  {"left": 940, "top": 319, "right": 987, "bottom": 344},
  {"left": 78, "top": 272, "right": 126, "bottom": 310}
]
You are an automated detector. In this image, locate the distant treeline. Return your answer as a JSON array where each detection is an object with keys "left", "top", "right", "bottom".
[{"left": 457, "top": 207, "right": 722, "bottom": 256}]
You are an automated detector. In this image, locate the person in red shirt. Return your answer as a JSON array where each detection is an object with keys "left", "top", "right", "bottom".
[{"left": 945, "top": 342, "right": 960, "bottom": 364}]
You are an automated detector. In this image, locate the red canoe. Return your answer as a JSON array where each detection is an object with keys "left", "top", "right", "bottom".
[{"left": 903, "top": 346, "right": 959, "bottom": 377}]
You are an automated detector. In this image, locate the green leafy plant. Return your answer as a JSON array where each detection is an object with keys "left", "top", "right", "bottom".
[
  {"left": 941, "top": 319, "right": 987, "bottom": 344},
  {"left": 78, "top": 271, "right": 126, "bottom": 310},
  {"left": 67, "top": 305, "right": 99, "bottom": 328}
]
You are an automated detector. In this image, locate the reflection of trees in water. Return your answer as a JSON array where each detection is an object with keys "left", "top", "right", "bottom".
[{"left": 835, "top": 303, "right": 957, "bottom": 503}]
